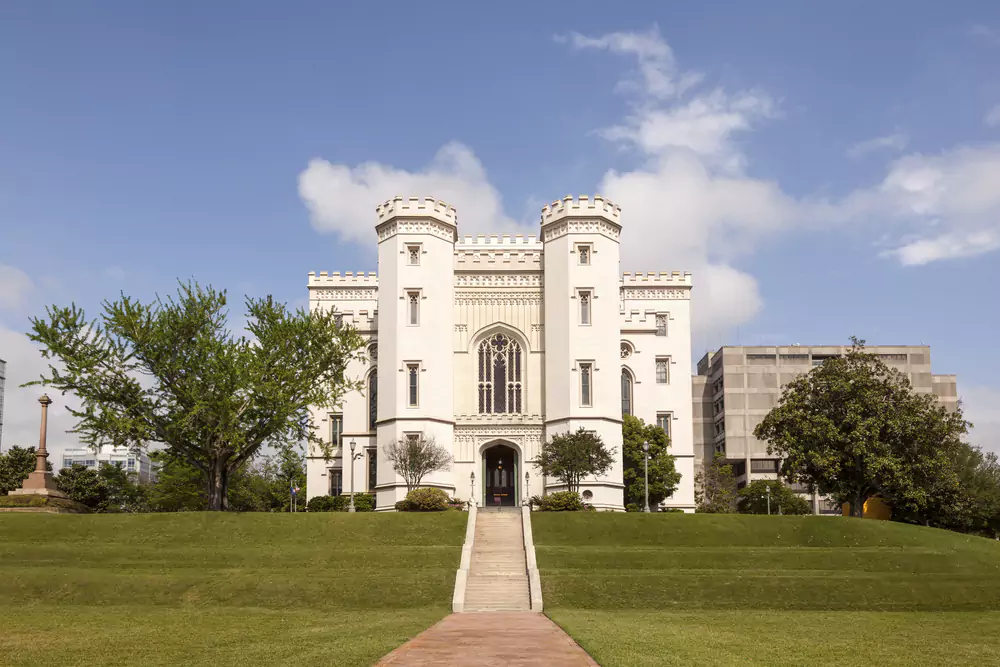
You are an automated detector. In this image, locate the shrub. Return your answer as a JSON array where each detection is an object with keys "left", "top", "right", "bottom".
[
  {"left": 351, "top": 493, "right": 375, "bottom": 512},
  {"left": 396, "top": 487, "right": 450, "bottom": 512},
  {"left": 307, "top": 493, "right": 375, "bottom": 512},
  {"left": 625, "top": 503, "right": 640, "bottom": 512},
  {"left": 306, "top": 495, "right": 336, "bottom": 512},
  {"left": 535, "top": 491, "right": 586, "bottom": 512}
]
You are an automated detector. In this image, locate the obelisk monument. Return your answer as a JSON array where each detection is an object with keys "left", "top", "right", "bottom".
[{"left": 8, "top": 394, "right": 68, "bottom": 498}]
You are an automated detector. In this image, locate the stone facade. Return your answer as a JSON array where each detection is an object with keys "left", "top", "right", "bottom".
[{"left": 307, "top": 196, "right": 695, "bottom": 512}]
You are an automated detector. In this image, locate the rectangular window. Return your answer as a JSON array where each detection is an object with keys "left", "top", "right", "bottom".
[
  {"left": 747, "top": 354, "right": 776, "bottom": 366},
  {"left": 405, "top": 432, "right": 422, "bottom": 443},
  {"left": 751, "top": 458, "right": 779, "bottom": 473},
  {"left": 656, "top": 413, "right": 672, "bottom": 438},
  {"left": 577, "top": 244, "right": 592, "bottom": 265},
  {"left": 367, "top": 449, "right": 377, "bottom": 492},
  {"left": 62, "top": 458, "right": 73, "bottom": 469},
  {"left": 330, "top": 414, "right": 343, "bottom": 447},
  {"left": 580, "top": 362, "right": 593, "bottom": 407},
  {"left": 407, "top": 364, "right": 419, "bottom": 407},
  {"left": 656, "top": 358, "right": 670, "bottom": 384},
  {"left": 407, "top": 292, "right": 420, "bottom": 325},
  {"left": 126, "top": 458, "right": 135, "bottom": 471},
  {"left": 579, "top": 290, "right": 591, "bottom": 325},
  {"left": 329, "top": 469, "right": 343, "bottom": 496},
  {"left": 655, "top": 314, "right": 667, "bottom": 336},
  {"left": 407, "top": 245, "right": 421, "bottom": 266}
]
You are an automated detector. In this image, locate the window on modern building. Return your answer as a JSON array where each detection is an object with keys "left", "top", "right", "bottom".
[
  {"left": 580, "top": 362, "right": 593, "bottom": 407},
  {"left": 656, "top": 358, "right": 670, "bottom": 384},
  {"left": 750, "top": 459, "right": 779, "bottom": 473},
  {"left": 368, "top": 371, "right": 378, "bottom": 431},
  {"left": 407, "top": 364, "right": 419, "bottom": 407},
  {"left": 779, "top": 354, "right": 809, "bottom": 364},
  {"left": 714, "top": 441, "right": 726, "bottom": 454},
  {"left": 367, "top": 449, "right": 377, "bottom": 492},
  {"left": 579, "top": 291, "right": 592, "bottom": 325},
  {"left": 655, "top": 314, "right": 667, "bottom": 336},
  {"left": 712, "top": 377, "right": 724, "bottom": 394},
  {"left": 407, "top": 292, "right": 420, "bottom": 325},
  {"left": 477, "top": 334, "right": 522, "bottom": 414},
  {"left": 578, "top": 244, "right": 591, "bottom": 265},
  {"left": 62, "top": 458, "right": 73, "bottom": 469},
  {"left": 812, "top": 355, "right": 837, "bottom": 367},
  {"left": 330, "top": 469, "right": 343, "bottom": 496},
  {"left": 746, "top": 354, "right": 776, "bottom": 365},
  {"left": 330, "top": 414, "right": 344, "bottom": 447},
  {"left": 733, "top": 461, "right": 746, "bottom": 477},
  {"left": 407, "top": 245, "right": 420, "bottom": 266},
  {"left": 621, "top": 369, "right": 633, "bottom": 416},
  {"left": 656, "top": 413, "right": 671, "bottom": 438}
]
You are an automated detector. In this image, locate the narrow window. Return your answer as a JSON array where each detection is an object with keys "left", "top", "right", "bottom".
[
  {"left": 407, "top": 292, "right": 420, "bottom": 325},
  {"left": 580, "top": 363, "right": 593, "bottom": 407},
  {"left": 578, "top": 245, "right": 591, "bottom": 265},
  {"left": 656, "top": 413, "right": 672, "bottom": 438},
  {"left": 367, "top": 450, "right": 377, "bottom": 492},
  {"left": 330, "top": 469, "right": 343, "bottom": 496},
  {"left": 580, "top": 291, "right": 591, "bottom": 325},
  {"left": 621, "top": 369, "right": 633, "bottom": 416},
  {"left": 407, "top": 364, "right": 419, "bottom": 407},
  {"left": 656, "top": 314, "right": 667, "bottom": 336},
  {"left": 368, "top": 371, "right": 378, "bottom": 430},
  {"left": 656, "top": 358, "right": 670, "bottom": 384},
  {"left": 407, "top": 245, "right": 420, "bottom": 266},
  {"left": 330, "top": 414, "right": 344, "bottom": 447}
]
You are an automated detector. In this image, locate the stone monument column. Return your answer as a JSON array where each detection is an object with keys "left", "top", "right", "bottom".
[{"left": 9, "top": 394, "right": 68, "bottom": 498}]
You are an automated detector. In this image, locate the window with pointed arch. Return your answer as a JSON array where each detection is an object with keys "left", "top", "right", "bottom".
[
  {"left": 621, "top": 368, "right": 633, "bottom": 416},
  {"left": 477, "top": 333, "right": 523, "bottom": 414},
  {"left": 367, "top": 370, "right": 377, "bottom": 431}
]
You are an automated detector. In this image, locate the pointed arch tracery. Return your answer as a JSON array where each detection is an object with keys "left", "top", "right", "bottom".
[{"left": 477, "top": 333, "right": 523, "bottom": 414}]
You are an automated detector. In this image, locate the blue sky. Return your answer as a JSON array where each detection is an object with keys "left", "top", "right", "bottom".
[{"left": 1, "top": 1, "right": 999, "bottom": 456}]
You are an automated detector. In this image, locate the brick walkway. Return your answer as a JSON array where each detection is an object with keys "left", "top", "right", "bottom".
[{"left": 375, "top": 612, "right": 599, "bottom": 666}]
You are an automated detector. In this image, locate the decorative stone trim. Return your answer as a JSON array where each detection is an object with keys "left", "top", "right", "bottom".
[
  {"left": 454, "top": 292, "right": 542, "bottom": 306},
  {"left": 455, "top": 274, "right": 543, "bottom": 287},
  {"left": 542, "top": 219, "right": 621, "bottom": 242},
  {"left": 522, "top": 505, "right": 543, "bottom": 612},
  {"left": 452, "top": 503, "right": 477, "bottom": 613},
  {"left": 621, "top": 288, "right": 690, "bottom": 300},
  {"left": 377, "top": 219, "right": 457, "bottom": 243},
  {"left": 311, "top": 288, "right": 378, "bottom": 301}
]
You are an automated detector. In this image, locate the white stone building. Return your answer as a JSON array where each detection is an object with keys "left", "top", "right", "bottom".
[
  {"left": 306, "top": 196, "right": 695, "bottom": 512},
  {"left": 61, "top": 445, "right": 156, "bottom": 483}
]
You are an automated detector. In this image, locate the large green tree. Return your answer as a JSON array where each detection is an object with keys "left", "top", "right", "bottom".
[
  {"left": 622, "top": 415, "right": 681, "bottom": 509},
  {"left": 0, "top": 446, "right": 51, "bottom": 495},
  {"left": 695, "top": 453, "right": 737, "bottom": 513},
  {"left": 534, "top": 428, "right": 615, "bottom": 495},
  {"left": 755, "top": 338, "right": 971, "bottom": 519},
  {"left": 737, "top": 479, "right": 811, "bottom": 515},
  {"left": 26, "top": 282, "right": 364, "bottom": 510}
]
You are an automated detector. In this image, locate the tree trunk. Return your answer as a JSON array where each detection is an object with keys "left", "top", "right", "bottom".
[
  {"left": 851, "top": 493, "right": 866, "bottom": 518},
  {"left": 206, "top": 457, "right": 230, "bottom": 511}
]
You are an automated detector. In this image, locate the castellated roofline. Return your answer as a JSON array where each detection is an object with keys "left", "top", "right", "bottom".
[
  {"left": 457, "top": 234, "right": 541, "bottom": 246},
  {"left": 621, "top": 271, "right": 692, "bottom": 286},
  {"left": 308, "top": 271, "right": 379, "bottom": 286},
  {"left": 540, "top": 195, "right": 622, "bottom": 226},
  {"left": 375, "top": 196, "right": 458, "bottom": 226}
]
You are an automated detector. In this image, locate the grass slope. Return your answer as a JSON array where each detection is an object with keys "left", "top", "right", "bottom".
[
  {"left": 0, "top": 512, "right": 466, "bottom": 667},
  {"left": 534, "top": 514, "right": 1000, "bottom": 666}
]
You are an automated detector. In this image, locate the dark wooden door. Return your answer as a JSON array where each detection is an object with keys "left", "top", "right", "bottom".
[{"left": 484, "top": 446, "right": 516, "bottom": 507}]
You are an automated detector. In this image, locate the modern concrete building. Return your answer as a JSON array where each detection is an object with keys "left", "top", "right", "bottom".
[
  {"left": 692, "top": 345, "right": 958, "bottom": 513},
  {"left": 61, "top": 445, "right": 156, "bottom": 483},
  {"left": 0, "top": 358, "right": 6, "bottom": 451},
  {"left": 306, "top": 195, "right": 696, "bottom": 512}
]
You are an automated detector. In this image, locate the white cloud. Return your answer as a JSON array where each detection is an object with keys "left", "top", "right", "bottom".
[
  {"left": 985, "top": 104, "right": 1000, "bottom": 127},
  {"left": 962, "top": 385, "right": 1000, "bottom": 456},
  {"left": 846, "top": 132, "right": 909, "bottom": 159},
  {"left": 298, "top": 142, "right": 518, "bottom": 244},
  {"left": 0, "top": 264, "right": 34, "bottom": 311}
]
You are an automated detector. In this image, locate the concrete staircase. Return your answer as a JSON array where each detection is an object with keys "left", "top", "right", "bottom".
[{"left": 463, "top": 509, "right": 531, "bottom": 612}]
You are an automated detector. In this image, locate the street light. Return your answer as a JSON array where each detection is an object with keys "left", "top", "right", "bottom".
[
  {"left": 469, "top": 471, "right": 476, "bottom": 508},
  {"left": 524, "top": 470, "right": 530, "bottom": 507},
  {"left": 765, "top": 484, "right": 771, "bottom": 516},
  {"left": 642, "top": 441, "right": 651, "bottom": 513},
  {"left": 348, "top": 439, "right": 363, "bottom": 513}
]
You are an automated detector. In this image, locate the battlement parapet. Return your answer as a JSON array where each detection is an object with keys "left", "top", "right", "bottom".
[
  {"left": 457, "top": 234, "right": 542, "bottom": 247},
  {"left": 621, "top": 271, "right": 692, "bottom": 286},
  {"left": 308, "top": 271, "right": 379, "bottom": 287},
  {"left": 376, "top": 196, "right": 458, "bottom": 226},
  {"left": 540, "top": 195, "right": 621, "bottom": 226}
]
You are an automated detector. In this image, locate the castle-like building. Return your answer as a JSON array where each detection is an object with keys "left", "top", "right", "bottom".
[{"left": 306, "top": 196, "right": 695, "bottom": 511}]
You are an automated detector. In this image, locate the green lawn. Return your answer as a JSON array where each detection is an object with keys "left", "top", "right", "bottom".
[
  {"left": 534, "top": 514, "right": 1000, "bottom": 666},
  {"left": 0, "top": 512, "right": 466, "bottom": 666}
]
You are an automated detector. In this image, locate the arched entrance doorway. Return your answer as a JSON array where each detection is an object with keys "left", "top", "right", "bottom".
[{"left": 482, "top": 443, "right": 518, "bottom": 507}]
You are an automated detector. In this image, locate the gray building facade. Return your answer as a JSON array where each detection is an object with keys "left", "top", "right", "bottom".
[{"left": 692, "top": 345, "right": 958, "bottom": 513}]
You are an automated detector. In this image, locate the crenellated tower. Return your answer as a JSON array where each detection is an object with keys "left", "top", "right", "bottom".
[{"left": 541, "top": 195, "right": 625, "bottom": 509}]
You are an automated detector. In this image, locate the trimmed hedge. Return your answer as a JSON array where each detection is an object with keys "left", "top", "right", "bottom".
[
  {"left": 395, "top": 488, "right": 450, "bottom": 512},
  {"left": 306, "top": 494, "right": 375, "bottom": 512},
  {"left": 530, "top": 491, "right": 591, "bottom": 512}
]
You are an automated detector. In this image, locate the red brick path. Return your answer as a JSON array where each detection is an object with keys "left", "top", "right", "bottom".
[{"left": 375, "top": 612, "right": 599, "bottom": 666}]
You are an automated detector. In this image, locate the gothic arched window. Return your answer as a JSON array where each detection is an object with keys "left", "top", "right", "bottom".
[
  {"left": 621, "top": 369, "right": 633, "bottom": 417},
  {"left": 478, "top": 334, "right": 523, "bottom": 414},
  {"left": 368, "top": 370, "right": 378, "bottom": 431}
]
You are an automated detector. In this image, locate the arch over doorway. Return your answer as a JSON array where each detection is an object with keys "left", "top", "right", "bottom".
[{"left": 481, "top": 442, "right": 520, "bottom": 507}]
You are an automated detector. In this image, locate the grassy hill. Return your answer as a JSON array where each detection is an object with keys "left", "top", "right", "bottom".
[
  {"left": 533, "top": 514, "right": 1000, "bottom": 667},
  {"left": 0, "top": 513, "right": 466, "bottom": 667}
]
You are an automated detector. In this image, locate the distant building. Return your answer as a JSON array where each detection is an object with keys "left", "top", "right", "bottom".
[
  {"left": 692, "top": 345, "right": 958, "bottom": 514},
  {"left": 0, "top": 358, "right": 5, "bottom": 451},
  {"left": 61, "top": 445, "right": 156, "bottom": 483}
]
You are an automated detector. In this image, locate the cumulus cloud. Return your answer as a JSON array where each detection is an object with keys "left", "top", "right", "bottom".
[
  {"left": 298, "top": 142, "right": 518, "bottom": 243},
  {"left": 962, "top": 385, "right": 1000, "bottom": 456},
  {"left": 0, "top": 264, "right": 34, "bottom": 311},
  {"left": 846, "top": 132, "right": 909, "bottom": 159}
]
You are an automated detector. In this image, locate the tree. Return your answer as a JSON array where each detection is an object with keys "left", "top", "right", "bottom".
[
  {"left": 0, "top": 446, "right": 51, "bottom": 495},
  {"left": 96, "top": 462, "right": 149, "bottom": 512},
  {"left": 534, "top": 428, "right": 615, "bottom": 495},
  {"left": 384, "top": 436, "right": 452, "bottom": 493},
  {"left": 695, "top": 453, "right": 737, "bottom": 513},
  {"left": 147, "top": 450, "right": 207, "bottom": 512},
  {"left": 754, "top": 338, "right": 971, "bottom": 518},
  {"left": 903, "top": 442, "right": 1000, "bottom": 537},
  {"left": 738, "top": 479, "right": 811, "bottom": 515},
  {"left": 25, "top": 281, "right": 365, "bottom": 510},
  {"left": 55, "top": 463, "right": 109, "bottom": 510},
  {"left": 622, "top": 415, "right": 681, "bottom": 508}
]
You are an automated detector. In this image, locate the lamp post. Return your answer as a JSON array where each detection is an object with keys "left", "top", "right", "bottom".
[
  {"left": 524, "top": 470, "right": 530, "bottom": 507},
  {"left": 642, "top": 440, "right": 651, "bottom": 513},
  {"left": 348, "top": 439, "right": 362, "bottom": 512},
  {"left": 765, "top": 484, "right": 771, "bottom": 516},
  {"left": 469, "top": 471, "right": 476, "bottom": 508}
]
